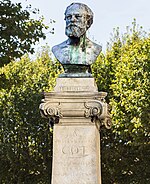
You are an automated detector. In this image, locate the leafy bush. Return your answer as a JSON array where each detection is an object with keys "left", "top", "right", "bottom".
[
  {"left": 0, "top": 0, "right": 49, "bottom": 67},
  {"left": 0, "top": 48, "right": 62, "bottom": 183},
  {"left": 92, "top": 21, "right": 150, "bottom": 183},
  {"left": 0, "top": 21, "right": 149, "bottom": 183}
]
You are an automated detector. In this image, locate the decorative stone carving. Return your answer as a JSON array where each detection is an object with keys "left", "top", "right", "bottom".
[
  {"left": 39, "top": 101, "right": 62, "bottom": 124},
  {"left": 39, "top": 86, "right": 111, "bottom": 129},
  {"left": 84, "top": 100, "right": 112, "bottom": 129},
  {"left": 39, "top": 80, "right": 111, "bottom": 184},
  {"left": 99, "top": 103, "right": 112, "bottom": 129}
]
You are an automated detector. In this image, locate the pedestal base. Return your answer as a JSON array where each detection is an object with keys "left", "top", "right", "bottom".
[
  {"left": 39, "top": 78, "right": 111, "bottom": 184},
  {"left": 52, "top": 125, "right": 101, "bottom": 184}
]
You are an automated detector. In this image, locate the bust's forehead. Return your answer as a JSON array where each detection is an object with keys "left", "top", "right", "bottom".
[{"left": 65, "top": 4, "right": 86, "bottom": 15}]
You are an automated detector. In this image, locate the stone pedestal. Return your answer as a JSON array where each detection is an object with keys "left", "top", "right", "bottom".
[
  {"left": 52, "top": 125, "right": 101, "bottom": 184},
  {"left": 40, "top": 78, "right": 111, "bottom": 184}
]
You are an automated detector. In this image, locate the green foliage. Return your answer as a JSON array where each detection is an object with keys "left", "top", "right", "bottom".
[
  {"left": 0, "top": 48, "right": 62, "bottom": 183},
  {"left": 0, "top": 0, "right": 48, "bottom": 67},
  {"left": 0, "top": 20, "right": 150, "bottom": 183},
  {"left": 92, "top": 21, "right": 150, "bottom": 183}
]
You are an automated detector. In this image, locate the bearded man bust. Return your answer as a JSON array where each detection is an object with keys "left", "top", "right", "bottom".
[{"left": 52, "top": 3, "right": 102, "bottom": 77}]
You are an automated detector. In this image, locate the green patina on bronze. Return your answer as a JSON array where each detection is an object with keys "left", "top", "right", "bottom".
[
  {"left": 69, "top": 35, "right": 87, "bottom": 65},
  {"left": 52, "top": 3, "right": 102, "bottom": 78}
]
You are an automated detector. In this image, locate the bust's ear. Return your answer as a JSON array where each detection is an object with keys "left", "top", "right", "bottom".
[{"left": 86, "top": 15, "right": 93, "bottom": 29}]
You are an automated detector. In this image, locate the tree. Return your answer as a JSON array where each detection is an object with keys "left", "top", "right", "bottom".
[
  {"left": 0, "top": 0, "right": 48, "bottom": 67},
  {"left": 0, "top": 20, "right": 149, "bottom": 183},
  {"left": 0, "top": 47, "right": 62, "bottom": 183},
  {"left": 92, "top": 21, "right": 150, "bottom": 183}
]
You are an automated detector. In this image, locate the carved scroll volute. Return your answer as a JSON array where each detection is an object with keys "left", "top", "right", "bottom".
[
  {"left": 39, "top": 102, "right": 62, "bottom": 120},
  {"left": 85, "top": 100, "right": 102, "bottom": 118},
  {"left": 99, "top": 103, "right": 112, "bottom": 129},
  {"left": 85, "top": 100, "right": 112, "bottom": 129}
]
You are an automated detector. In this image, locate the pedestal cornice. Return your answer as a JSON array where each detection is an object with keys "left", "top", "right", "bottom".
[{"left": 39, "top": 78, "right": 111, "bottom": 129}]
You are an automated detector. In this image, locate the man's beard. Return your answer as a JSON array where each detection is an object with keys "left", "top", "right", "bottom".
[{"left": 65, "top": 24, "right": 86, "bottom": 38}]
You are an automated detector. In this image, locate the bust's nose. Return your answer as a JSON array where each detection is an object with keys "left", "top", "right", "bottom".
[{"left": 70, "top": 15, "right": 76, "bottom": 22}]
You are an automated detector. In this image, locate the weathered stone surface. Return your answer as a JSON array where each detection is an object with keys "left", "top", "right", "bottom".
[
  {"left": 51, "top": 125, "right": 101, "bottom": 184},
  {"left": 39, "top": 2, "right": 112, "bottom": 184},
  {"left": 54, "top": 77, "right": 98, "bottom": 92},
  {"left": 39, "top": 77, "right": 111, "bottom": 184}
]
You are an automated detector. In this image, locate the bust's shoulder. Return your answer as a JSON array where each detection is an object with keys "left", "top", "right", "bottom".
[
  {"left": 52, "top": 40, "right": 69, "bottom": 63},
  {"left": 52, "top": 40, "right": 68, "bottom": 53},
  {"left": 86, "top": 38, "right": 102, "bottom": 56}
]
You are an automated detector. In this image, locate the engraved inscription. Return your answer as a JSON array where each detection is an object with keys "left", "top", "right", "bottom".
[
  {"left": 62, "top": 145, "right": 86, "bottom": 157},
  {"left": 52, "top": 126, "right": 100, "bottom": 184},
  {"left": 55, "top": 158, "right": 95, "bottom": 168},
  {"left": 54, "top": 180, "right": 97, "bottom": 184},
  {"left": 59, "top": 86, "right": 91, "bottom": 91}
]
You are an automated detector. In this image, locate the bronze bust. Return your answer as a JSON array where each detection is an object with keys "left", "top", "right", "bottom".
[{"left": 52, "top": 3, "right": 102, "bottom": 77}]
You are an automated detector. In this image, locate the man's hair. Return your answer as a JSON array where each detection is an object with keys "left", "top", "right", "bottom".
[{"left": 65, "top": 3, "right": 94, "bottom": 29}]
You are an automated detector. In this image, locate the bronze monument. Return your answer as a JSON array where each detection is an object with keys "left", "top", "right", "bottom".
[{"left": 52, "top": 3, "right": 102, "bottom": 77}]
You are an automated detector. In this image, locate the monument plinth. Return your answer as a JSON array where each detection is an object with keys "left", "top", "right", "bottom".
[
  {"left": 40, "top": 3, "right": 111, "bottom": 183},
  {"left": 40, "top": 78, "right": 111, "bottom": 184},
  {"left": 52, "top": 125, "right": 100, "bottom": 184}
]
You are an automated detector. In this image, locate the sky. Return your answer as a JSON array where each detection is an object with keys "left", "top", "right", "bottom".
[{"left": 12, "top": 0, "right": 150, "bottom": 52}]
